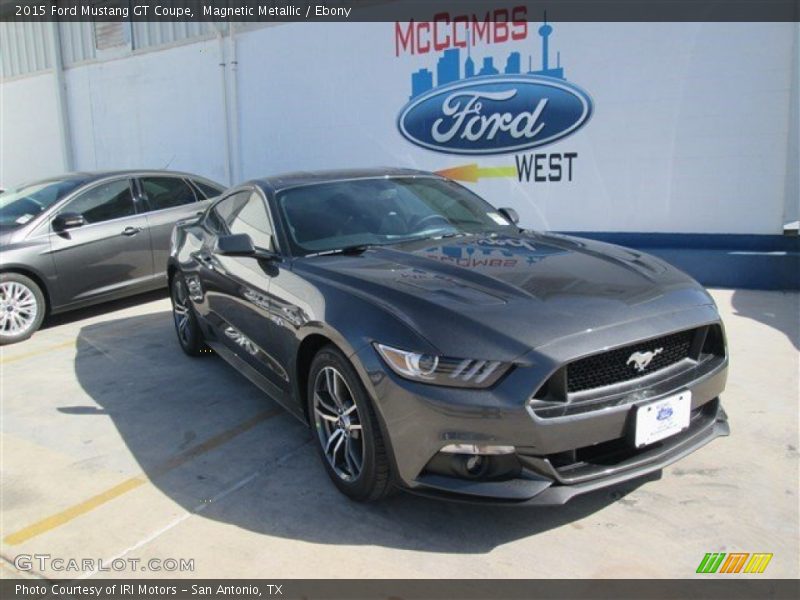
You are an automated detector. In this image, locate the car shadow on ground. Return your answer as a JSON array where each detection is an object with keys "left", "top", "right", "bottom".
[
  {"left": 730, "top": 289, "right": 799, "bottom": 350},
  {"left": 70, "top": 310, "right": 655, "bottom": 554}
]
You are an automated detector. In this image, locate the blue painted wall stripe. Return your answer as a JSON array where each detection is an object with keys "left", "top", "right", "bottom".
[{"left": 557, "top": 232, "right": 800, "bottom": 290}]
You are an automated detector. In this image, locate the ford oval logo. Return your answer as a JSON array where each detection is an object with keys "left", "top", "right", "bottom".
[
  {"left": 656, "top": 406, "right": 674, "bottom": 421},
  {"left": 397, "top": 76, "right": 593, "bottom": 155}
]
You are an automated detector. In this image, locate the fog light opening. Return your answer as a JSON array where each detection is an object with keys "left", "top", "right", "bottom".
[
  {"left": 423, "top": 449, "right": 523, "bottom": 481},
  {"left": 465, "top": 455, "right": 485, "bottom": 476},
  {"left": 456, "top": 454, "right": 489, "bottom": 478},
  {"left": 440, "top": 443, "right": 515, "bottom": 455}
]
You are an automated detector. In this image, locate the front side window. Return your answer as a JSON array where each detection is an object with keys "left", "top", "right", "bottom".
[
  {"left": 139, "top": 177, "right": 197, "bottom": 211},
  {"left": 63, "top": 180, "right": 135, "bottom": 224},
  {"left": 206, "top": 191, "right": 248, "bottom": 234},
  {"left": 207, "top": 191, "right": 275, "bottom": 251},
  {"left": 278, "top": 177, "right": 515, "bottom": 255},
  {"left": 227, "top": 192, "right": 275, "bottom": 251}
]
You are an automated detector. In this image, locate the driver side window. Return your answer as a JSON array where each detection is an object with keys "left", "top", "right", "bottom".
[
  {"left": 228, "top": 192, "right": 275, "bottom": 251},
  {"left": 62, "top": 180, "right": 135, "bottom": 224},
  {"left": 208, "top": 191, "right": 275, "bottom": 251},
  {"left": 206, "top": 191, "right": 248, "bottom": 235}
]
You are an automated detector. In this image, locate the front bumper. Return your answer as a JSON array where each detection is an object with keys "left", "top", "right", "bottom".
[
  {"left": 412, "top": 401, "right": 728, "bottom": 505},
  {"left": 352, "top": 311, "right": 729, "bottom": 505}
]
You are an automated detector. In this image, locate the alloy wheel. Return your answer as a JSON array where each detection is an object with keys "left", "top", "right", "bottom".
[
  {"left": 313, "top": 366, "right": 365, "bottom": 481},
  {"left": 0, "top": 281, "right": 39, "bottom": 336},
  {"left": 172, "top": 279, "right": 191, "bottom": 346}
]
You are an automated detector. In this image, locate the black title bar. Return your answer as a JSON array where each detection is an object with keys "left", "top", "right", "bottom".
[{"left": 1, "top": 0, "right": 799, "bottom": 22}]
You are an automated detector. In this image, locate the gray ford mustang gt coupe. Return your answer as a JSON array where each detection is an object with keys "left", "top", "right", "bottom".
[
  {"left": 0, "top": 170, "right": 224, "bottom": 344},
  {"left": 168, "top": 168, "right": 729, "bottom": 504}
]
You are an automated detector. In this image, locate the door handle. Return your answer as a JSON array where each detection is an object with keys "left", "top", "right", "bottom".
[{"left": 121, "top": 226, "right": 142, "bottom": 236}]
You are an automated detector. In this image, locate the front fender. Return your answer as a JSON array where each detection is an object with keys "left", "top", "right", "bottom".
[
  {"left": 288, "top": 276, "right": 435, "bottom": 426},
  {"left": 0, "top": 239, "right": 59, "bottom": 308}
]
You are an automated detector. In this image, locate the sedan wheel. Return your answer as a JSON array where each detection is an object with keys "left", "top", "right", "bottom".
[{"left": 0, "top": 274, "right": 45, "bottom": 345}]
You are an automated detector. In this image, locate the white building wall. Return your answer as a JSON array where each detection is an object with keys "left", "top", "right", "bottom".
[
  {"left": 1, "top": 21, "right": 796, "bottom": 236},
  {"left": 784, "top": 23, "right": 799, "bottom": 225},
  {"left": 0, "top": 72, "right": 66, "bottom": 185},
  {"left": 64, "top": 38, "right": 229, "bottom": 185},
  {"left": 236, "top": 21, "right": 796, "bottom": 235}
]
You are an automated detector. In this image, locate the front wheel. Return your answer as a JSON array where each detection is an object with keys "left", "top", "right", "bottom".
[
  {"left": 308, "top": 345, "right": 393, "bottom": 501},
  {"left": 0, "top": 273, "right": 46, "bottom": 345},
  {"left": 170, "top": 273, "right": 207, "bottom": 356}
]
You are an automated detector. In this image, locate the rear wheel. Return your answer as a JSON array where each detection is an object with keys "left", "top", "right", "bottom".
[
  {"left": 171, "top": 273, "right": 206, "bottom": 356},
  {"left": 308, "top": 345, "right": 392, "bottom": 501},
  {"left": 0, "top": 273, "right": 45, "bottom": 345}
]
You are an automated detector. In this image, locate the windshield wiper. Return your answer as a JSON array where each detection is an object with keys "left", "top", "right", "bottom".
[{"left": 305, "top": 244, "right": 376, "bottom": 257}]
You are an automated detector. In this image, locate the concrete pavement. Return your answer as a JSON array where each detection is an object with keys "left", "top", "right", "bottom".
[{"left": 1, "top": 288, "right": 797, "bottom": 578}]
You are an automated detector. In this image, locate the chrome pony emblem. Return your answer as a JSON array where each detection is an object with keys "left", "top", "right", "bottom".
[{"left": 626, "top": 348, "right": 664, "bottom": 372}]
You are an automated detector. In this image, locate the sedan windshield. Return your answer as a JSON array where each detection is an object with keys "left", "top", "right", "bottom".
[
  {"left": 0, "top": 178, "right": 86, "bottom": 232},
  {"left": 278, "top": 177, "right": 516, "bottom": 256}
]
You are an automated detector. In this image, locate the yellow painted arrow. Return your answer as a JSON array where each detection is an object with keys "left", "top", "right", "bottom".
[{"left": 435, "top": 163, "right": 517, "bottom": 183}]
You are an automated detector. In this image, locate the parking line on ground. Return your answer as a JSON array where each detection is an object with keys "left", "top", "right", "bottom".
[
  {"left": 0, "top": 339, "right": 76, "bottom": 365},
  {"left": 78, "top": 440, "right": 312, "bottom": 580},
  {"left": 2, "top": 407, "right": 283, "bottom": 546},
  {"left": 78, "top": 471, "right": 260, "bottom": 579}
]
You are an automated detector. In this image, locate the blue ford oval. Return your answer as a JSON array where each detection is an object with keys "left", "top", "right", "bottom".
[
  {"left": 397, "top": 75, "right": 593, "bottom": 155},
  {"left": 657, "top": 406, "right": 675, "bottom": 421}
]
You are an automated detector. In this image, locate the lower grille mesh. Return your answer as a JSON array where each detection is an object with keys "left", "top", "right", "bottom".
[{"left": 566, "top": 329, "right": 695, "bottom": 393}]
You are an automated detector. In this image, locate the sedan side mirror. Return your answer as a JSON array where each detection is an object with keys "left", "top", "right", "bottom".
[
  {"left": 215, "top": 233, "right": 280, "bottom": 261},
  {"left": 53, "top": 212, "right": 86, "bottom": 231},
  {"left": 497, "top": 207, "right": 520, "bottom": 225}
]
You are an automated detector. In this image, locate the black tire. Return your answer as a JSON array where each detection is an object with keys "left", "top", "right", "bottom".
[
  {"left": 170, "top": 273, "right": 207, "bottom": 356},
  {"left": 0, "top": 273, "right": 46, "bottom": 345},
  {"left": 308, "top": 345, "right": 392, "bottom": 501}
]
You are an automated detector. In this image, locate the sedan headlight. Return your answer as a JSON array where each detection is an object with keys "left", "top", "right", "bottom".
[{"left": 374, "top": 343, "right": 511, "bottom": 388}]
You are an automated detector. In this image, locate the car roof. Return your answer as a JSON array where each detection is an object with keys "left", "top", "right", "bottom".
[
  {"left": 252, "top": 168, "right": 443, "bottom": 194},
  {"left": 12, "top": 170, "right": 224, "bottom": 190}
]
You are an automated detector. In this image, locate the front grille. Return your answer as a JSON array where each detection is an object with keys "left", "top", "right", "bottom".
[{"left": 566, "top": 329, "right": 696, "bottom": 394}]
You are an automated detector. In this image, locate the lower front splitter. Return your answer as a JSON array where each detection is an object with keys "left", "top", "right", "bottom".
[{"left": 408, "top": 413, "right": 730, "bottom": 506}]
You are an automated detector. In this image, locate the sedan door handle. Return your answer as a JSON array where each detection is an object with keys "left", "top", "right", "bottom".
[{"left": 121, "top": 226, "right": 142, "bottom": 236}]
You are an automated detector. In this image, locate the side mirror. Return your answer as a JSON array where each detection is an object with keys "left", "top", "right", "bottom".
[
  {"left": 215, "top": 233, "right": 257, "bottom": 256},
  {"left": 497, "top": 207, "right": 520, "bottom": 225},
  {"left": 215, "top": 233, "right": 280, "bottom": 261},
  {"left": 53, "top": 212, "right": 86, "bottom": 231}
]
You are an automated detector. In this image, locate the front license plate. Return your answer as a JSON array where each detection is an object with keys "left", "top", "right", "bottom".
[{"left": 634, "top": 391, "right": 692, "bottom": 447}]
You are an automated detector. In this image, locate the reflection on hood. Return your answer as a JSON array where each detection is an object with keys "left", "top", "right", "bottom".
[{"left": 296, "top": 232, "right": 711, "bottom": 357}]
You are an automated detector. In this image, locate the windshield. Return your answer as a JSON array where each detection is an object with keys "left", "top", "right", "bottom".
[
  {"left": 0, "top": 179, "right": 86, "bottom": 232},
  {"left": 278, "top": 177, "right": 515, "bottom": 256}
]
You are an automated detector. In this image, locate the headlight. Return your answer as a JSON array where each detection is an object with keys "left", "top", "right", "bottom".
[{"left": 374, "top": 343, "right": 511, "bottom": 388}]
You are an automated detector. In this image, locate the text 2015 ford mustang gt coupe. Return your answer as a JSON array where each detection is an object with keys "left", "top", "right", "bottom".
[{"left": 168, "top": 168, "right": 729, "bottom": 503}]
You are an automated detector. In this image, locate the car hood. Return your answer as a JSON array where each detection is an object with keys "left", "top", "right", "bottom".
[{"left": 295, "top": 232, "right": 715, "bottom": 359}]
